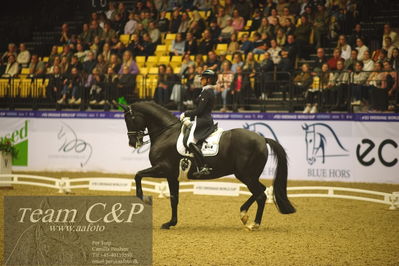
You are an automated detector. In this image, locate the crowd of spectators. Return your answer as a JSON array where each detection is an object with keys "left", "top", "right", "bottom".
[{"left": 0, "top": 0, "right": 398, "bottom": 112}]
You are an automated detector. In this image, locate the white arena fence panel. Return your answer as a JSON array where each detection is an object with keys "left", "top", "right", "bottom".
[
  {"left": 1, "top": 112, "right": 399, "bottom": 184},
  {"left": 1, "top": 174, "right": 398, "bottom": 210}
]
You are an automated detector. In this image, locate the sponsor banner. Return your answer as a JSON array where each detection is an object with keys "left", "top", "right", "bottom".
[
  {"left": 193, "top": 182, "right": 240, "bottom": 196},
  {"left": 4, "top": 196, "right": 152, "bottom": 266},
  {"left": 89, "top": 179, "right": 132, "bottom": 192},
  {"left": 0, "top": 114, "right": 398, "bottom": 183}
]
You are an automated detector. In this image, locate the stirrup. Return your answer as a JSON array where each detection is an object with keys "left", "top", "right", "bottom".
[{"left": 192, "top": 166, "right": 212, "bottom": 178}]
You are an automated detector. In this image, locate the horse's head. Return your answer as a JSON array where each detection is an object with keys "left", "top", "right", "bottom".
[{"left": 120, "top": 103, "right": 147, "bottom": 149}]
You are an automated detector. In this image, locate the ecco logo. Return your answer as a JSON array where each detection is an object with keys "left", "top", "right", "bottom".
[{"left": 356, "top": 139, "right": 398, "bottom": 167}]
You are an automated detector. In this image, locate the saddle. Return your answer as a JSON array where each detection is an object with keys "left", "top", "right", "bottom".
[{"left": 176, "top": 122, "right": 224, "bottom": 157}]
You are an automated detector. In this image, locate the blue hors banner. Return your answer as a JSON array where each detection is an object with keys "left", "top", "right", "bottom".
[
  {"left": 0, "top": 111, "right": 398, "bottom": 183},
  {"left": 4, "top": 196, "right": 152, "bottom": 266}
]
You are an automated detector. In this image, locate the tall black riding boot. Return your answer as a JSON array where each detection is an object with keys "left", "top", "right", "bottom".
[{"left": 188, "top": 143, "right": 212, "bottom": 178}]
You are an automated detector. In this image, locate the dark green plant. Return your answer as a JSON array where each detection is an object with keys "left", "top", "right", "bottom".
[{"left": 0, "top": 138, "right": 18, "bottom": 158}]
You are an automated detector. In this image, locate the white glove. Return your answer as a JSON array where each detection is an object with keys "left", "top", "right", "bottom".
[{"left": 179, "top": 112, "right": 185, "bottom": 121}]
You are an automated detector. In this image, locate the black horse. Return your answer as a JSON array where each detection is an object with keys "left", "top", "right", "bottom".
[{"left": 120, "top": 101, "right": 295, "bottom": 230}]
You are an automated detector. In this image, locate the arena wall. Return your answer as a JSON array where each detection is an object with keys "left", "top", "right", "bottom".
[{"left": 0, "top": 111, "right": 398, "bottom": 183}]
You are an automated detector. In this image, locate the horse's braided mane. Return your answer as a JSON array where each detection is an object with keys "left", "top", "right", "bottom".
[{"left": 133, "top": 101, "right": 178, "bottom": 122}]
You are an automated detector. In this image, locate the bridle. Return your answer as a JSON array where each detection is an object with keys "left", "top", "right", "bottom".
[{"left": 124, "top": 105, "right": 179, "bottom": 148}]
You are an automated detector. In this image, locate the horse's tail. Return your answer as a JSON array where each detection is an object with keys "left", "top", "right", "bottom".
[{"left": 266, "top": 138, "right": 296, "bottom": 214}]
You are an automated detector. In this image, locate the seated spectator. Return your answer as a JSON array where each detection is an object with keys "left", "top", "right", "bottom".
[
  {"left": 327, "top": 48, "right": 343, "bottom": 70},
  {"left": 16, "top": 43, "right": 31, "bottom": 68},
  {"left": 319, "top": 63, "right": 331, "bottom": 109},
  {"left": 108, "top": 54, "right": 121, "bottom": 74},
  {"left": 218, "top": 18, "right": 234, "bottom": 43},
  {"left": 257, "top": 17, "right": 274, "bottom": 39},
  {"left": 227, "top": 33, "right": 239, "bottom": 55},
  {"left": 263, "top": 0, "right": 277, "bottom": 17},
  {"left": 139, "top": 33, "right": 156, "bottom": 56},
  {"left": 1, "top": 43, "right": 17, "bottom": 69},
  {"left": 230, "top": 65, "right": 250, "bottom": 112},
  {"left": 268, "top": 8, "right": 280, "bottom": 28},
  {"left": 28, "top": 55, "right": 46, "bottom": 77},
  {"left": 216, "top": 60, "right": 234, "bottom": 112},
  {"left": 2, "top": 55, "right": 19, "bottom": 77},
  {"left": 74, "top": 43, "right": 87, "bottom": 63},
  {"left": 112, "top": 14, "right": 125, "bottom": 35},
  {"left": 182, "top": 65, "right": 202, "bottom": 108},
  {"left": 283, "top": 18, "right": 296, "bottom": 36},
  {"left": 369, "top": 61, "right": 397, "bottom": 111},
  {"left": 59, "top": 23, "right": 70, "bottom": 44},
  {"left": 117, "top": 2, "right": 129, "bottom": 23},
  {"left": 205, "top": 50, "right": 221, "bottom": 71},
  {"left": 58, "top": 67, "right": 83, "bottom": 104},
  {"left": 82, "top": 51, "right": 97, "bottom": 75},
  {"left": 167, "top": 66, "right": 182, "bottom": 106},
  {"left": 344, "top": 49, "right": 358, "bottom": 71},
  {"left": 383, "top": 36, "right": 397, "bottom": 60},
  {"left": 198, "top": 29, "right": 214, "bottom": 55},
  {"left": 390, "top": 48, "right": 399, "bottom": 70},
  {"left": 231, "top": 9, "right": 244, "bottom": 32},
  {"left": 46, "top": 65, "right": 64, "bottom": 102},
  {"left": 337, "top": 35, "right": 352, "bottom": 61},
  {"left": 148, "top": 21, "right": 161, "bottom": 44},
  {"left": 363, "top": 62, "right": 384, "bottom": 109},
  {"left": 284, "top": 34, "right": 297, "bottom": 64},
  {"left": 327, "top": 15, "right": 340, "bottom": 42},
  {"left": 184, "top": 32, "right": 198, "bottom": 55},
  {"left": 102, "top": 43, "right": 111, "bottom": 63},
  {"left": 277, "top": 49, "right": 294, "bottom": 74},
  {"left": 355, "top": 38, "right": 369, "bottom": 61},
  {"left": 258, "top": 52, "right": 274, "bottom": 99},
  {"left": 267, "top": 39, "right": 282, "bottom": 65},
  {"left": 158, "top": 11, "right": 170, "bottom": 33},
  {"left": 313, "top": 4, "right": 329, "bottom": 48},
  {"left": 118, "top": 50, "right": 139, "bottom": 77},
  {"left": 239, "top": 33, "right": 254, "bottom": 54},
  {"left": 301, "top": 65, "right": 321, "bottom": 113},
  {"left": 350, "top": 61, "right": 369, "bottom": 105},
  {"left": 89, "top": 36, "right": 101, "bottom": 56},
  {"left": 60, "top": 45, "right": 73, "bottom": 61},
  {"left": 382, "top": 23, "right": 399, "bottom": 49},
  {"left": 249, "top": 9, "right": 262, "bottom": 31},
  {"left": 154, "top": 64, "right": 169, "bottom": 105},
  {"left": 105, "top": 2, "right": 117, "bottom": 21},
  {"left": 326, "top": 59, "right": 349, "bottom": 110},
  {"left": 100, "top": 22, "right": 116, "bottom": 43},
  {"left": 170, "top": 33, "right": 186, "bottom": 56},
  {"left": 209, "top": 20, "right": 221, "bottom": 43},
  {"left": 312, "top": 48, "right": 327, "bottom": 73},
  {"left": 60, "top": 56, "right": 70, "bottom": 74},
  {"left": 86, "top": 68, "right": 105, "bottom": 105},
  {"left": 180, "top": 53, "right": 195, "bottom": 75},
  {"left": 194, "top": 54, "right": 205, "bottom": 67},
  {"left": 79, "top": 23, "right": 91, "bottom": 45},
  {"left": 216, "top": 7, "right": 232, "bottom": 29},
  {"left": 252, "top": 32, "right": 268, "bottom": 54},
  {"left": 231, "top": 52, "right": 244, "bottom": 73},
  {"left": 116, "top": 65, "right": 137, "bottom": 102},
  {"left": 243, "top": 52, "right": 260, "bottom": 77},
  {"left": 293, "top": 63, "right": 313, "bottom": 100},
  {"left": 170, "top": 9, "right": 182, "bottom": 34},
  {"left": 95, "top": 54, "right": 107, "bottom": 75},
  {"left": 294, "top": 15, "right": 312, "bottom": 59},
  {"left": 275, "top": 29, "right": 286, "bottom": 47},
  {"left": 103, "top": 67, "right": 118, "bottom": 102},
  {"left": 178, "top": 11, "right": 190, "bottom": 34},
  {"left": 362, "top": 51, "right": 374, "bottom": 72},
  {"left": 127, "top": 33, "right": 142, "bottom": 56}
]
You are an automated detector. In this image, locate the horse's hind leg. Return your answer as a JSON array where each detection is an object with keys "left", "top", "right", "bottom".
[
  {"left": 239, "top": 195, "right": 255, "bottom": 225},
  {"left": 244, "top": 180, "right": 267, "bottom": 231}
]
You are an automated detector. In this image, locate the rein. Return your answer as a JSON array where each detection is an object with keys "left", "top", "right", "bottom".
[{"left": 126, "top": 107, "right": 180, "bottom": 146}]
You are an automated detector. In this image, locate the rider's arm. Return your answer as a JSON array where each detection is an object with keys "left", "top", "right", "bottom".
[{"left": 184, "top": 89, "right": 211, "bottom": 118}]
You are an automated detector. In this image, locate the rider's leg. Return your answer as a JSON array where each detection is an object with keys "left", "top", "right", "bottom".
[{"left": 188, "top": 142, "right": 212, "bottom": 177}]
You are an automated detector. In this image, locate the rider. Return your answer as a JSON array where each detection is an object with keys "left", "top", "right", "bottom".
[{"left": 180, "top": 69, "right": 217, "bottom": 177}]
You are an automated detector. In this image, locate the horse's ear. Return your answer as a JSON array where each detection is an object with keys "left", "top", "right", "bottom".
[{"left": 302, "top": 124, "right": 308, "bottom": 130}]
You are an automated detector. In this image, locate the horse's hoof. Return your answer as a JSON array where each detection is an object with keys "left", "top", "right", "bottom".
[
  {"left": 161, "top": 223, "right": 170, "bottom": 229},
  {"left": 240, "top": 211, "right": 249, "bottom": 225},
  {"left": 245, "top": 222, "right": 260, "bottom": 231},
  {"left": 143, "top": 195, "right": 152, "bottom": 206}
]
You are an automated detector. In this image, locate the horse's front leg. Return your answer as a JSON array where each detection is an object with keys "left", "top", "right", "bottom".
[
  {"left": 161, "top": 178, "right": 179, "bottom": 229},
  {"left": 135, "top": 166, "right": 164, "bottom": 201}
]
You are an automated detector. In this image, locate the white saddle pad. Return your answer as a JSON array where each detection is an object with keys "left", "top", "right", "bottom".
[{"left": 177, "top": 127, "right": 224, "bottom": 157}]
